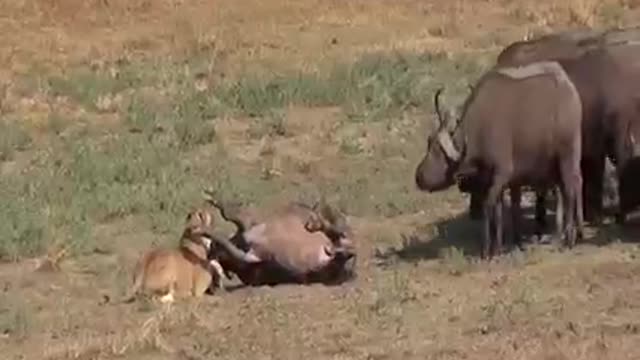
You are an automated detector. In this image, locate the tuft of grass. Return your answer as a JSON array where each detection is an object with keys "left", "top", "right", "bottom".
[
  {"left": 0, "top": 195, "right": 47, "bottom": 262},
  {"left": 566, "top": 0, "right": 601, "bottom": 27},
  {"left": 0, "top": 300, "right": 30, "bottom": 341},
  {"left": 339, "top": 135, "right": 364, "bottom": 155},
  {"left": 248, "top": 109, "right": 289, "bottom": 139},
  {"left": 438, "top": 246, "right": 471, "bottom": 276},
  {"left": 599, "top": 2, "right": 626, "bottom": 26},
  {"left": 0, "top": 120, "right": 32, "bottom": 162},
  {"left": 47, "top": 66, "right": 145, "bottom": 111},
  {"left": 479, "top": 278, "right": 543, "bottom": 334}
]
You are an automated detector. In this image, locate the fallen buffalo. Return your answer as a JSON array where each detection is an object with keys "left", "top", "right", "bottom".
[{"left": 202, "top": 190, "right": 357, "bottom": 286}]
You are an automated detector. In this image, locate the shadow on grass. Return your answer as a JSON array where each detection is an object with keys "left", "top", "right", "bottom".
[
  {"left": 372, "top": 200, "right": 613, "bottom": 264},
  {"left": 375, "top": 211, "right": 481, "bottom": 263},
  {"left": 595, "top": 214, "right": 640, "bottom": 245}
]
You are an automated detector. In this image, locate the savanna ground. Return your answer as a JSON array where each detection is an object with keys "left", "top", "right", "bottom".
[{"left": 2, "top": 0, "right": 640, "bottom": 359}]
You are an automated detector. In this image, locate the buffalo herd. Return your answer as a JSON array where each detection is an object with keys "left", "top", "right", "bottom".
[
  {"left": 415, "top": 26, "right": 640, "bottom": 259},
  {"left": 127, "top": 26, "right": 640, "bottom": 303}
]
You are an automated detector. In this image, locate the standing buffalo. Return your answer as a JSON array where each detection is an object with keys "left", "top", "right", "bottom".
[
  {"left": 202, "top": 191, "right": 356, "bottom": 286},
  {"left": 496, "top": 28, "right": 603, "bottom": 67},
  {"left": 493, "top": 27, "right": 640, "bottom": 225},
  {"left": 415, "top": 60, "right": 584, "bottom": 259},
  {"left": 458, "top": 29, "right": 599, "bottom": 230}
]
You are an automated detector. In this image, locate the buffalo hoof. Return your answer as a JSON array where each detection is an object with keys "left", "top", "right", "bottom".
[{"left": 534, "top": 234, "right": 553, "bottom": 245}]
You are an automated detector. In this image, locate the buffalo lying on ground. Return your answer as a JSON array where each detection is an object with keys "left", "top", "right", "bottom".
[
  {"left": 415, "top": 61, "right": 584, "bottom": 259},
  {"left": 202, "top": 190, "right": 356, "bottom": 286},
  {"left": 491, "top": 27, "right": 640, "bottom": 225}
]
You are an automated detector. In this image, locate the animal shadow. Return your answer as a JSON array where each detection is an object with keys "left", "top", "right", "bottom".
[
  {"left": 596, "top": 213, "right": 640, "bottom": 245},
  {"left": 375, "top": 212, "right": 480, "bottom": 264},
  {"left": 212, "top": 257, "right": 358, "bottom": 294},
  {"left": 375, "top": 201, "right": 563, "bottom": 264}
]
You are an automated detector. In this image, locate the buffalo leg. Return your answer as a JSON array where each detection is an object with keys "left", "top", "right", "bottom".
[
  {"left": 469, "top": 191, "right": 484, "bottom": 220},
  {"left": 460, "top": 176, "right": 485, "bottom": 220},
  {"left": 494, "top": 191, "right": 505, "bottom": 257},
  {"left": 509, "top": 185, "right": 523, "bottom": 249},
  {"left": 482, "top": 202, "right": 492, "bottom": 260},
  {"left": 534, "top": 189, "right": 548, "bottom": 239},
  {"left": 617, "top": 170, "right": 633, "bottom": 225},
  {"left": 561, "top": 160, "right": 583, "bottom": 248},
  {"left": 582, "top": 156, "right": 605, "bottom": 225},
  {"left": 483, "top": 176, "right": 507, "bottom": 260},
  {"left": 576, "top": 176, "right": 585, "bottom": 241},
  {"left": 554, "top": 187, "right": 564, "bottom": 246},
  {"left": 469, "top": 189, "right": 486, "bottom": 220},
  {"left": 560, "top": 183, "right": 575, "bottom": 248}
]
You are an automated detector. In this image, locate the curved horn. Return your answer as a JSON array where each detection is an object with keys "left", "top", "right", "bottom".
[
  {"left": 437, "top": 131, "right": 461, "bottom": 162},
  {"left": 203, "top": 189, "right": 250, "bottom": 234},
  {"left": 202, "top": 231, "right": 262, "bottom": 264},
  {"left": 433, "top": 87, "right": 445, "bottom": 127}
]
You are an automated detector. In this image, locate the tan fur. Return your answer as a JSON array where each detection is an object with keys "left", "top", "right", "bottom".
[
  {"left": 122, "top": 209, "right": 224, "bottom": 303},
  {"left": 204, "top": 191, "right": 356, "bottom": 285},
  {"left": 244, "top": 210, "right": 337, "bottom": 275}
]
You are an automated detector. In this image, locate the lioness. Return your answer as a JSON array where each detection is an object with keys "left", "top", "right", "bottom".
[{"left": 122, "top": 208, "right": 225, "bottom": 303}]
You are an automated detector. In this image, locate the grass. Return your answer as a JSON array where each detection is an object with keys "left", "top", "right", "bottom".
[
  {"left": 0, "top": 299, "right": 30, "bottom": 341},
  {"left": 0, "top": 50, "right": 486, "bottom": 261},
  {"left": 0, "top": 120, "right": 32, "bottom": 162},
  {"left": 3, "top": 1, "right": 640, "bottom": 358},
  {"left": 45, "top": 51, "right": 484, "bottom": 122}
]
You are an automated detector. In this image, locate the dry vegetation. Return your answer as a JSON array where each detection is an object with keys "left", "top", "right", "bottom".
[{"left": 2, "top": 0, "right": 640, "bottom": 359}]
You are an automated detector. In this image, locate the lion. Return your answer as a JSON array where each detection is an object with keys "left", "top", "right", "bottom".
[{"left": 121, "top": 208, "right": 225, "bottom": 304}]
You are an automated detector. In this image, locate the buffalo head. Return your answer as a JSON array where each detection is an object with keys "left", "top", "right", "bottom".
[{"left": 415, "top": 87, "right": 464, "bottom": 192}]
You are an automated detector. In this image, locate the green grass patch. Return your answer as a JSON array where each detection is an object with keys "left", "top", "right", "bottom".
[
  {"left": 0, "top": 50, "right": 488, "bottom": 260},
  {"left": 213, "top": 51, "right": 484, "bottom": 119},
  {"left": 40, "top": 51, "right": 485, "bottom": 121},
  {"left": 0, "top": 120, "right": 32, "bottom": 162}
]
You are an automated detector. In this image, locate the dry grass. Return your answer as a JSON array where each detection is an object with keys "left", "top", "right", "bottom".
[{"left": 2, "top": 0, "right": 640, "bottom": 359}]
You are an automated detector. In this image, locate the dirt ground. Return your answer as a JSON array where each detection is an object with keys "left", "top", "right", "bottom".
[{"left": 3, "top": 0, "right": 640, "bottom": 359}]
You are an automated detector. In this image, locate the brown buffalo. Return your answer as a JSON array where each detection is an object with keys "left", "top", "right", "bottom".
[
  {"left": 202, "top": 191, "right": 356, "bottom": 286},
  {"left": 415, "top": 61, "right": 584, "bottom": 259},
  {"left": 494, "top": 28, "right": 640, "bottom": 224},
  {"left": 496, "top": 28, "right": 603, "bottom": 66}
]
